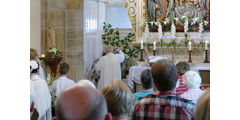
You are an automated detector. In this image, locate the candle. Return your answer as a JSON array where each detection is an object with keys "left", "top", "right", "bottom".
[
  {"left": 141, "top": 40, "right": 143, "bottom": 49},
  {"left": 41, "top": 54, "right": 45, "bottom": 58},
  {"left": 153, "top": 42, "right": 156, "bottom": 50},
  {"left": 189, "top": 41, "right": 191, "bottom": 51},
  {"left": 205, "top": 40, "right": 208, "bottom": 50}
]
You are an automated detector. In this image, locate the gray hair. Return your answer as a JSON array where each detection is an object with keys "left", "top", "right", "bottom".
[{"left": 182, "top": 71, "right": 202, "bottom": 89}]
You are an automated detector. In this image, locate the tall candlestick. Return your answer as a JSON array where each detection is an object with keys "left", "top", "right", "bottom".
[
  {"left": 139, "top": 49, "right": 145, "bottom": 61},
  {"left": 188, "top": 50, "right": 192, "bottom": 63},
  {"left": 189, "top": 41, "right": 191, "bottom": 51},
  {"left": 153, "top": 42, "right": 156, "bottom": 50},
  {"left": 205, "top": 40, "right": 208, "bottom": 50},
  {"left": 204, "top": 50, "right": 209, "bottom": 63},
  {"left": 141, "top": 40, "right": 143, "bottom": 49}
]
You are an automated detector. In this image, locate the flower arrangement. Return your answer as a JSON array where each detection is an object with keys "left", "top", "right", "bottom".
[
  {"left": 180, "top": 16, "right": 190, "bottom": 51},
  {"left": 43, "top": 47, "right": 63, "bottom": 77},
  {"left": 164, "top": 15, "right": 179, "bottom": 52},
  {"left": 43, "top": 48, "right": 62, "bottom": 62},
  {"left": 155, "top": 18, "right": 164, "bottom": 49},
  {"left": 182, "top": 16, "right": 189, "bottom": 37},
  {"left": 191, "top": 16, "right": 208, "bottom": 51},
  {"left": 141, "top": 18, "right": 150, "bottom": 33}
]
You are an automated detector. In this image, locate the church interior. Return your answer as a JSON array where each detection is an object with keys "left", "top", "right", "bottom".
[
  {"left": 29, "top": 0, "right": 213, "bottom": 119},
  {"left": 30, "top": 0, "right": 210, "bottom": 85}
]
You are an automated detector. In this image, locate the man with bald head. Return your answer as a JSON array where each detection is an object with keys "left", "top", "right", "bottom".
[
  {"left": 53, "top": 84, "right": 112, "bottom": 120},
  {"left": 95, "top": 45, "right": 125, "bottom": 90}
]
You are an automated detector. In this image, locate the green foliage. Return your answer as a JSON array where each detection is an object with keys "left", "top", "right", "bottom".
[
  {"left": 43, "top": 47, "right": 63, "bottom": 64},
  {"left": 200, "top": 40, "right": 205, "bottom": 51},
  {"left": 47, "top": 73, "right": 56, "bottom": 87},
  {"left": 168, "top": 39, "right": 177, "bottom": 53},
  {"left": 102, "top": 22, "right": 140, "bottom": 78}
]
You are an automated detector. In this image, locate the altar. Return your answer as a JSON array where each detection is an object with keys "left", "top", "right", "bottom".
[{"left": 125, "top": 0, "right": 211, "bottom": 64}]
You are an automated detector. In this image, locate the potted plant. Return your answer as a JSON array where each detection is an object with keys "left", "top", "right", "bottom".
[{"left": 43, "top": 47, "right": 63, "bottom": 77}]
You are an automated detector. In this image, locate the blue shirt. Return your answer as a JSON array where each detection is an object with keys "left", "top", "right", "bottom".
[{"left": 133, "top": 90, "right": 154, "bottom": 102}]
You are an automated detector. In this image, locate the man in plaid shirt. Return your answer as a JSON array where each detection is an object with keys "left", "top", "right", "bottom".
[{"left": 132, "top": 59, "right": 195, "bottom": 120}]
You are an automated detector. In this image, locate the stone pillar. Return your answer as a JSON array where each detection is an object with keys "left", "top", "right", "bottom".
[{"left": 41, "top": 0, "right": 84, "bottom": 81}]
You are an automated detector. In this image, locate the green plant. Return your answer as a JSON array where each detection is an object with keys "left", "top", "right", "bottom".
[
  {"left": 102, "top": 22, "right": 140, "bottom": 78},
  {"left": 47, "top": 73, "right": 57, "bottom": 87},
  {"left": 43, "top": 47, "right": 63, "bottom": 64}
]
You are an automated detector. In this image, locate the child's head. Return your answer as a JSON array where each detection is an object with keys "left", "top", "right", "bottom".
[{"left": 59, "top": 63, "right": 70, "bottom": 75}]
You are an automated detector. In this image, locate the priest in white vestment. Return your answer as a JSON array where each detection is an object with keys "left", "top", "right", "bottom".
[
  {"left": 95, "top": 45, "right": 125, "bottom": 90},
  {"left": 51, "top": 63, "right": 75, "bottom": 104},
  {"left": 30, "top": 60, "right": 52, "bottom": 120}
]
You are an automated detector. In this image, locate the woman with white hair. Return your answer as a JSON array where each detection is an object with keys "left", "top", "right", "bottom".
[{"left": 180, "top": 71, "right": 203, "bottom": 104}]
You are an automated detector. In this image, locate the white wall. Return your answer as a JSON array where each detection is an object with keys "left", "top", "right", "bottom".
[{"left": 30, "top": 0, "right": 41, "bottom": 54}]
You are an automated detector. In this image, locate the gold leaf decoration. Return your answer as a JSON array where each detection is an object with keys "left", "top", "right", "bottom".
[{"left": 125, "top": 0, "right": 137, "bottom": 41}]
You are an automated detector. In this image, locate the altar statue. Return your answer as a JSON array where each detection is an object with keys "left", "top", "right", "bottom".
[
  {"left": 175, "top": 0, "right": 206, "bottom": 20},
  {"left": 47, "top": 26, "right": 56, "bottom": 50},
  {"left": 148, "top": 0, "right": 206, "bottom": 20},
  {"left": 148, "top": 0, "right": 175, "bottom": 31},
  {"left": 148, "top": 0, "right": 175, "bottom": 21}
]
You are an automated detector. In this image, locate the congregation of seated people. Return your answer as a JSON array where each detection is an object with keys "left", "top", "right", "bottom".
[{"left": 30, "top": 48, "right": 209, "bottom": 120}]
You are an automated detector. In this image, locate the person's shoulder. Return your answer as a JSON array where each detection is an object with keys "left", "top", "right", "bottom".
[
  {"left": 65, "top": 77, "right": 75, "bottom": 83},
  {"left": 177, "top": 94, "right": 192, "bottom": 101},
  {"left": 53, "top": 77, "right": 61, "bottom": 83},
  {"left": 133, "top": 91, "right": 143, "bottom": 96},
  {"left": 176, "top": 94, "right": 195, "bottom": 109},
  {"left": 135, "top": 93, "right": 155, "bottom": 104}
]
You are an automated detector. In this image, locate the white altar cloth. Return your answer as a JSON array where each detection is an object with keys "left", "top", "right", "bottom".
[
  {"left": 127, "top": 66, "right": 151, "bottom": 89},
  {"left": 127, "top": 63, "right": 209, "bottom": 89},
  {"left": 190, "top": 64, "right": 210, "bottom": 73}
]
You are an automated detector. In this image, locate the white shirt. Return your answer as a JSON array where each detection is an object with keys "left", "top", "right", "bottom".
[
  {"left": 31, "top": 74, "right": 52, "bottom": 120},
  {"left": 51, "top": 76, "right": 75, "bottom": 104},
  {"left": 180, "top": 88, "right": 203, "bottom": 104},
  {"left": 95, "top": 51, "right": 125, "bottom": 90}
]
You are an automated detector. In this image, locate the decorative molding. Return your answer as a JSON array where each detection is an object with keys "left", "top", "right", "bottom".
[{"left": 125, "top": 0, "right": 137, "bottom": 41}]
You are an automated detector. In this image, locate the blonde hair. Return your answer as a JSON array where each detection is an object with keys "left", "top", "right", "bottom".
[
  {"left": 30, "top": 48, "right": 38, "bottom": 60},
  {"left": 195, "top": 88, "right": 210, "bottom": 120},
  {"left": 101, "top": 80, "right": 134, "bottom": 117}
]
